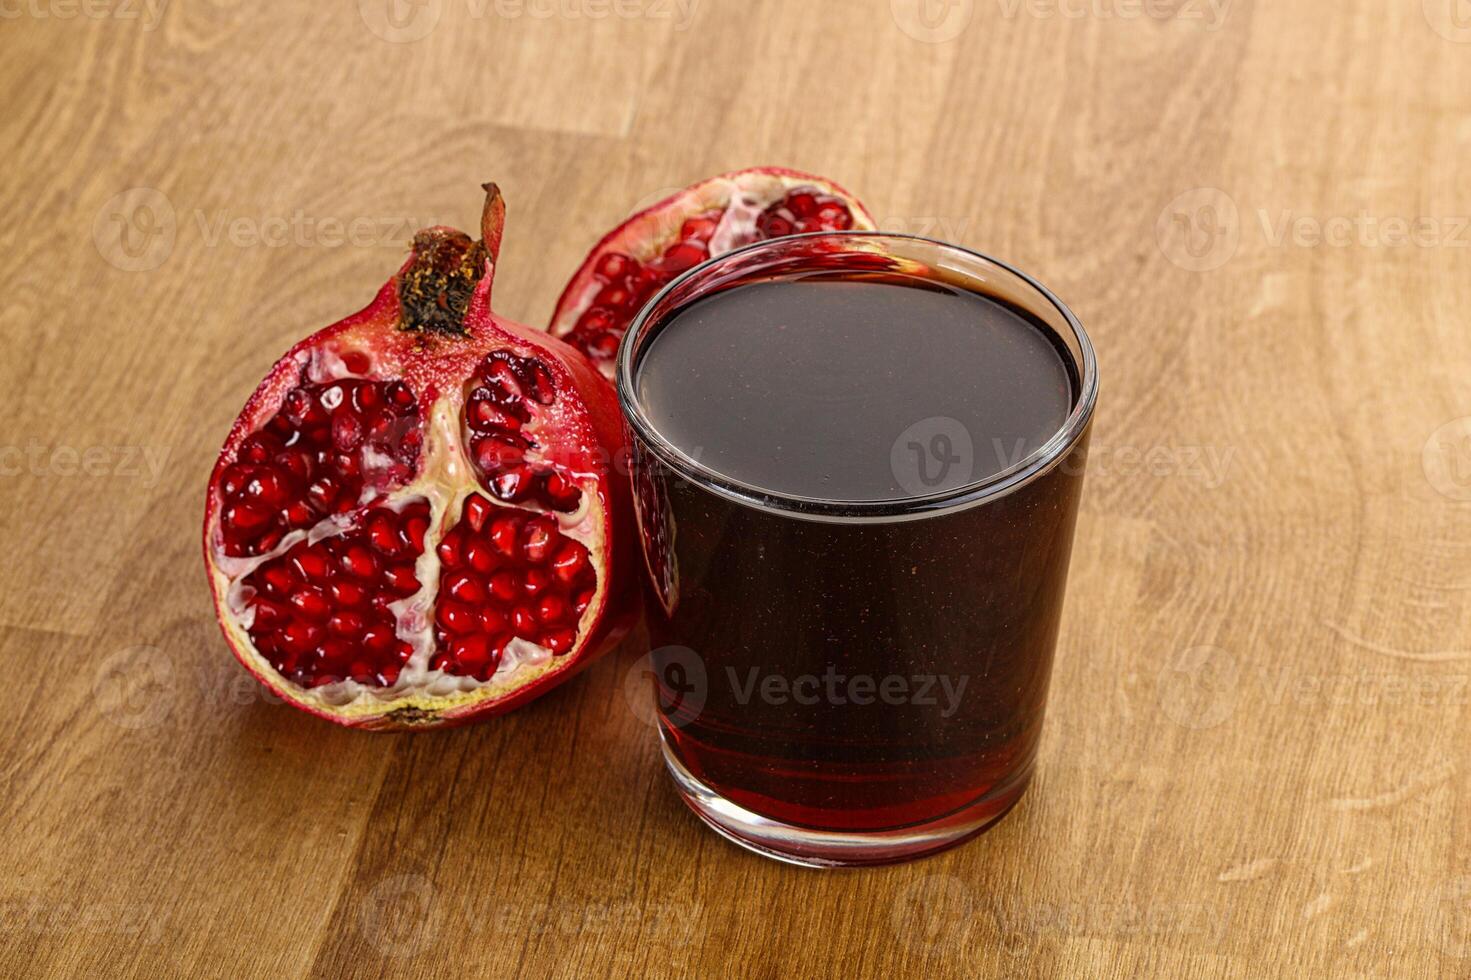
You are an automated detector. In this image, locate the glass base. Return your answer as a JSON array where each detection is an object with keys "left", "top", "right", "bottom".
[{"left": 661, "top": 736, "right": 1032, "bottom": 868}]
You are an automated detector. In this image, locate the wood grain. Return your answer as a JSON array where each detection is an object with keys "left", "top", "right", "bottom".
[{"left": 2, "top": 1, "right": 1469, "bottom": 976}]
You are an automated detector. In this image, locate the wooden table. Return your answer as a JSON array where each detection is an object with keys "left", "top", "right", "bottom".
[{"left": 4, "top": 2, "right": 1468, "bottom": 976}]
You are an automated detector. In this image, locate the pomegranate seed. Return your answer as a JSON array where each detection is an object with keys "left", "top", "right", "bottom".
[
  {"left": 574, "top": 589, "right": 594, "bottom": 614},
  {"left": 437, "top": 601, "right": 477, "bottom": 634},
  {"left": 221, "top": 463, "right": 252, "bottom": 497},
  {"left": 465, "top": 539, "right": 496, "bottom": 574},
  {"left": 402, "top": 514, "right": 428, "bottom": 552},
  {"left": 285, "top": 501, "right": 315, "bottom": 527},
  {"left": 240, "top": 433, "right": 280, "bottom": 463},
  {"left": 327, "top": 610, "right": 365, "bottom": 636},
  {"left": 367, "top": 512, "right": 400, "bottom": 555},
  {"left": 523, "top": 567, "right": 551, "bottom": 597},
  {"left": 463, "top": 495, "right": 492, "bottom": 533},
  {"left": 277, "top": 450, "right": 311, "bottom": 482},
  {"left": 396, "top": 642, "right": 414, "bottom": 664},
  {"left": 279, "top": 621, "right": 322, "bottom": 657},
  {"left": 362, "top": 624, "right": 395, "bottom": 655},
  {"left": 489, "top": 570, "right": 519, "bottom": 602},
  {"left": 551, "top": 542, "right": 589, "bottom": 584},
  {"left": 450, "top": 634, "right": 492, "bottom": 669},
  {"left": 307, "top": 476, "right": 338, "bottom": 511},
  {"left": 763, "top": 215, "right": 794, "bottom": 238},
  {"left": 680, "top": 216, "right": 718, "bottom": 241},
  {"left": 245, "top": 469, "right": 290, "bottom": 506},
  {"left": 252, "top": 599, "right": 286, "bottom": 629},
  {"left": 331, "top": 410, "right": 363, "bottom": 451},
  {"left": 536, "top": 594, "right": 569, "bottom": 624},
  {"left": 329, "top": 580, "right": 367, "bottom": 607},
  {"left": 470, "top": 398, "right": 521, "bottom": 432},
  {"left": 490, "top": 514, "right": 521, "bottom": 557},
  {"left": 437, "top": 528, "right": 464, "bottom": 568},
  {"left": 342, "top": 351, "right": 372, "bottom": 374},
  {"left": 600, "top": 284, "right": 633, "bottom": 309},
  {"left": 543, "top": 629, "right": 577, "bottom": 655},
  {"left": 290, "top": 546, "right": 331, "bottom": 583},
  {"left": 377, "top": 664, "right": 402, "bottom": 687},
  {"left": 341, "top": 545, "right": 378, "bottom": 580},
  {"left": 658, "top": 241, "right": 706, "bottom": 274},
  {"left": 512, "top": 606, "right": 537, "bottom": 635},
  {"left": 492, "top": 465, "right": 532, "bottom": 502},
  {"left": 578, "top": 307, "right": 615, "bottom": 334},
  {"left": 595, "top": 253, "right": 633, "bottom": 280},
  {"left": 259, "top": 564, "right": 295, "bottom": 597},
  {"left": 478, "top": 606, "right": 507, "bottom": 635},
  {"left": 386, "top": 381, "right": 415, "bottom": 406},
  {"left": 353, "top": 383, "right": 381, "bottom": 412},
  {"left": 288, "top": 586, "right": 331, "bottom": 622},
  {"left": 385, "top": 563, "right": 420, "bottom": 597},
  {"left": 441, "top": 571, "right": 484, "bottom": 605},
  {"left": 224, "top": 502, "right": 270, "bottom": 532},
  {"left": 317, "top": 638, "right": 352, "bottom": 669},
  {"left": 586, "top": 332, "right": 620, "bottom": 359},
  {"left": 521, "top": 515, "right": 556, "bottom": 563},
  {"left": 474, "top": 436, "right": 525, "bottom": 473}
]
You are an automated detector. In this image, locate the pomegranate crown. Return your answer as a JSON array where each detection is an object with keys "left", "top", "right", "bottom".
[{"left": 397, "top": 182, "right": 507, "bottom": 337}]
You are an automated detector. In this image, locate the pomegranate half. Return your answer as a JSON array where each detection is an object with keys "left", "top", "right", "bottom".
[
  {"left": 204, "top": 185, "right": 633, "bottom": 730},
  {"left": 549, "top": 167, "right": 876, "bottom": 377}
]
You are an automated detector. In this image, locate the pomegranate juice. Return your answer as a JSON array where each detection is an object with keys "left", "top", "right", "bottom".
[{"left": 627, "top": 262, "right": 1092, "bottom": 860}]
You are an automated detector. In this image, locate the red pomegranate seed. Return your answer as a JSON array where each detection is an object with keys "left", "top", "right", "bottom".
[
  {"left": 488, "top": 570, "right": 519, "bottom": 602},
  {"left": 543, "top": 629, "right": 577, "bottom": 655},
  {"left": 225, "top": 502, "right": 270, "bottom": 532},
  {"left": 362, "top": 624, "right": 395, "bottom": 655},
  {"left": 288, "top": 586, "right": 331, "bottom": 621},
  {"left": 478, "top": 607, "right": 507, "bottom": 634},
  {"left": 536, "top": 594, "right": 569, "bottom": 624},
  {"left": 327, "top": 610, "right": 364, "bottom": 636},
  {"left": 523, "top": 567, "right": 551, "bottom": 597},
  {"left": 463, "top": 495, "right": 492, "bottom": 533},
  {"left": 384, "top": 563, "right": 420, "bottom": 597},
  {"left": 341, "top": 544, "right": 378, "bottom": 580},
  {"left": 443, "top": 571, "right": 486, "bottom": 605},
  {"left": 465, "top": 539, "right": 496, "bottom": 574},
  {"left": 521, "top": 515, "right": 556, "bottom": 563},
  {"left": 437, "top": 601, "right": 477, "bottom": 634},
  {"left": 595, "top": 253, "right": 633, "bottom": 280}
]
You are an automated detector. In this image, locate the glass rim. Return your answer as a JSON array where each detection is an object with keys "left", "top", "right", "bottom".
[{"left": 615, "top": 231, "right": 1099, "bottom": 523}]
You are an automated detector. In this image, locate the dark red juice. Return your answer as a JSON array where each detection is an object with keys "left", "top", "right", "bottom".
[{"left": 631, "top": 269, "right": 1089, "bottom": 840}]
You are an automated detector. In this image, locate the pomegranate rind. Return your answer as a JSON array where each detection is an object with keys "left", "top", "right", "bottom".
[
  {"left": 548, "top": 167, "right": 876, "bottom": 347},
  {"left": 204, "top": 206, "right": 634, "bottom": 731}
]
